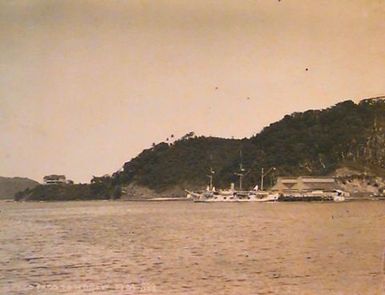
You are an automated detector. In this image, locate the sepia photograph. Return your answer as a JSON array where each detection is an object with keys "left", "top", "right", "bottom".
[{"left": 1, "top": 1, "right": 385, "bottom": 294}]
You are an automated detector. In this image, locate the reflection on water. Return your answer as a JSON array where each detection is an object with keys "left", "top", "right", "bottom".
[{"left": 1, "top": 200, "right": 385, "bottom": 294}]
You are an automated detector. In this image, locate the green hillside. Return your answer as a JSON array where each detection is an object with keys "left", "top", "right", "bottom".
[
  {"left": 16, "top": 98, "right": 385, "bottom": 200},
  {"left": 111, "top": 98, "right": 385, "bottom": 192}
]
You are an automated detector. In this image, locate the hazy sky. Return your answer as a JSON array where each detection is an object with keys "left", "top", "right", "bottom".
[{"left": 1, "top": 0, "right": 385, "bottom": 183}]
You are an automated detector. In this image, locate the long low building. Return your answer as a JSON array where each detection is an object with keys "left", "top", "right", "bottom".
[
  {"left": 271, "top": 176, "right": 339, "bottom": 194},
  {"left": 43, "top": 175, "right": 67, "bottom": 185}
]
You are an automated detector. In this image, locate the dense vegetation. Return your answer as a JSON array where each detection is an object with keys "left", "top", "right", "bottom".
[
  {"left": 251, "top": 99, "right": 385, "bottom": 176},
  {"left": 14, "top": 182, "right": 121, "bottom": 201},
  {"left": 111, "top": 98, "right": 385, "bottom": 192},
  {"left": 15, "top": 98, "right": 385, "bottom": 200}
]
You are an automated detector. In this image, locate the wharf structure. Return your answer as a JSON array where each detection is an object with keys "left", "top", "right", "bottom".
[{"left": 271, "top": 176, "right": 341, "bottom": 201}]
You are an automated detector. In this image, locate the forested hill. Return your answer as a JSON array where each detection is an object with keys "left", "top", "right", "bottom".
[
  {"left": 16, "top": 98, "right": 385, "bottom": 200},
  {"left": 0, "top": 177, "right": 39, "bottom": 199},
  {"left": 111, "top": 98, "right": 385, "bottom": 193},
  {"left": 250, "top": 98, "right": 385, "bottom": 177}
]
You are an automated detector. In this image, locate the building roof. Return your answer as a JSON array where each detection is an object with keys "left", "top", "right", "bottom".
[
  {"left": 280, "top": 179, "right": 298, "bottom": 183},
  {"left": 301, "top": 177, "right": 334, "bottom": 183},
  {"left": 297, "top": 182, "right": 338, "bottom": 190},
  {"left": 272, "top": 176, "right": 339, "bottom": 192}
]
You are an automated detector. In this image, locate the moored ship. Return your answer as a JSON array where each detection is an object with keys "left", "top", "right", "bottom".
[
  {"left": 186, "top": 187, "right": 279, "bottom": 202},
  {"left": 185, "top": 155, "right": 279, "bottom": 203}
]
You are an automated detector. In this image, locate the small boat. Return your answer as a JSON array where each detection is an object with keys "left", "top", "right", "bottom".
[
  {"left": 249, "top": 192, "right": 279, "bottom": 202},
  {"left": 332, "top": 190, "right": 347, "bottom": 202}
]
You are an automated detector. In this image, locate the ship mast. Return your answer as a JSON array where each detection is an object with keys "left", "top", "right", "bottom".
[
  {"left": 207, "top": 168, "right": 215, "bottom": 191},
  {"left": 234, "top": 150, "right": 245, "bottom": 191},
  {"left": 207, "top": 154, "right": 215, "bottom": 191},
  {"left": 260, "top": 167, "right": 276, "bottom": 191}
]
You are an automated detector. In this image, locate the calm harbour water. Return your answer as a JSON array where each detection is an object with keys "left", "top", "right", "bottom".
[{"left": 1, "top": 200, "right": 385, "bottom": 294}]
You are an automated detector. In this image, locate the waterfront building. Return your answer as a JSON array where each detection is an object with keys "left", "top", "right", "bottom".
[{"left": 271, "top": 176, "right": 338, "bottom": 194}]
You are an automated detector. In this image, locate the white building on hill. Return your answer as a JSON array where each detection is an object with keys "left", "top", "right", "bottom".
[{"left": 43, "top": 175, "right": 67, "bottom": 185}]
